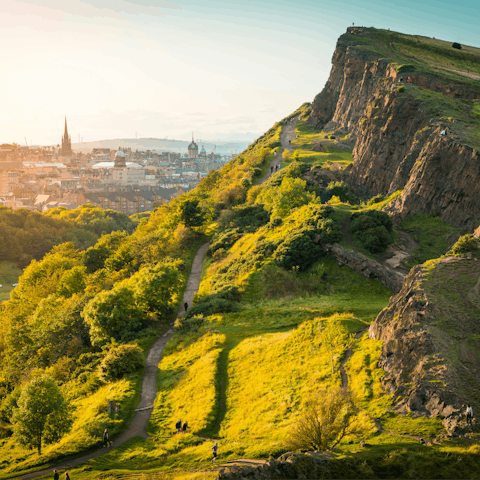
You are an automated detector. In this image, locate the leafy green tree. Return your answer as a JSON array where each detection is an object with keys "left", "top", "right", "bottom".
[
  {"left": 11, "top": 376, "right": 72, "bottom": 455},
  {"left": 98, "top": 344, "right": 144, "bottom": 381},
  {"left": 319, "top": 316, "right": 352, "bottom": 374},
  {"left": 179, "top": 199, "right": 204, "bottom": 229},
  {"left": 258, "top": 176, "right": 315, "bottom": 218},
  {"left": 130, "top": 259, "right": 184, "bottom": 318},
  {"left": 292, "top": 150, "right": 300, "bottom": 162},
  {"left": 56, "top": 266, "right": 87, "bottom": 297},
  {"left": 83, "top": 284, "right": 144, "bottom": 345}
]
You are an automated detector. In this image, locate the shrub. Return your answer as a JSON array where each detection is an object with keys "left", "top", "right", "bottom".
[
  {"left": 367, "top": 193, "right": 384, "bottom": 206},
  {"left": 322, "top": 181, "right": 350, "bottom": 203},
  {"left": 350, "top": 210, "right": 393, "bottom": 254},
  {"left": 452, "top": 42, "right": 462, "bottom": 50},
  {"left": 184, "top": 288, "right": 240, "bottom": 320},
  {"left": 450, "top": 234, "right": 479, "bottom": 255},
  {"left": 284, "top": 388, "right": 364, "bottom": 452},
  {"left": 98, "top": 344, "right": 144, "bottom": 382},
  {"left": 396, "top": 64, "right": 416, "bottom": 74},
  {"left": 174, "top": 314, "right": 204, "bottom": 333},
  {"left": 207, "top": 229, "right": 242, "bottom": 257},
  {"left": 274, "top": 228, "right": 323, "bottom": 272},
  {"left": 397, "top": 86, "right": 405, "bottom": 93}
]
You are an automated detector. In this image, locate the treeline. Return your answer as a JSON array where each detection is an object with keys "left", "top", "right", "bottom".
[{"left": 0, "top": 205, "right": 136, "bottom": 267}]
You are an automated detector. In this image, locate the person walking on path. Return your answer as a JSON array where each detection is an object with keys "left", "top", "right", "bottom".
[
  {"left": 184, "top": 302, "right": 188, "bottom": 312},
  {"left": 65, "top": 473, "right": 71, "bottom": 480},
  {"left": 182, "top": 420, "right": 188, "bottom": 433},
  {"left": 466, "top": 405, "right": 474, "bottom": 426},
  {"left": 102, "top": 428, "right": 109, "bottom": 448},
  {"left": 53, "top": 470, "right": 59, "bottom": 480},
  {"left": 175, "top": 419, "right": 182, "bottom": 433},
  {"left": 211, "top": 442, "right": 218, "bottom": 463}
]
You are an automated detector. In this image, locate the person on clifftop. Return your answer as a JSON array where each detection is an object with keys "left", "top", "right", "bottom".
[
  {"left": 466, "top": 405, "right": 474, "bottom": 426},
  {"left": 176, "top": 419, "right": 182, "bottom": 433},
  {"left": 182, "top": 420, "right": 188, "bottom": 433},
  {"left": 53, "top": 470, "right": 59, "bottom": 480}
]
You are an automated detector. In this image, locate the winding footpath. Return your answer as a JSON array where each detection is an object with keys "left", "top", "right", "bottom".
[
  {"left": 13, "top": 242, "right": 210, "bottom": 480},
  {"left": 257, "top": 116, "right": 298, "bottom": 185}
]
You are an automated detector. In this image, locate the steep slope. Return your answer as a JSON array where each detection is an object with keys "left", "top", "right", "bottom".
[
  {"left": 370, "top": 255, "right": 480, "bottom": 434},
  {"left": 311, "top": 27, "right": 480, "bottom": 230}
]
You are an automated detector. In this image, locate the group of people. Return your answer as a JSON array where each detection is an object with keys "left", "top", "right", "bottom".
[
  {"left": 270, "top": 164, "right": 280, "bottom": 174},
  {"left": 175, "top": 419, "right": 189, "bottom": 433},
  {"left": 174, "top": 420, "right": 218, "bottom": 463},
  {"left": 53, "top": 471, "right": 70, "bottom": 480}
]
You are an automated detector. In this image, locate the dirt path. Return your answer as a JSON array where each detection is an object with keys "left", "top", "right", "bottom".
[
  {"left": 14, "top": 242, "right": 211, "bottom": 480},
  {"left": 257, "top": 117, "right": 298, "bottom": 184}
]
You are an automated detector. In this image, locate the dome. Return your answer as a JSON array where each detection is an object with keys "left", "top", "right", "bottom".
[
  {"left": 188, "top": 140, "right": 198, "bottom": 150},
  {"left": 115, "top": 149, "right": 126, "bottom": 158}
]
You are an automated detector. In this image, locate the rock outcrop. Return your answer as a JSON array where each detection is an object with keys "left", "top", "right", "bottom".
[
  {"left": 369, "top": 256, "right": 480, "bottom": 434},
  {"left": 324, "top": 243, "right": 404, "bottom": 293},
  {"left": 311, "top": 27, "right": 480, "bottom": 231}
]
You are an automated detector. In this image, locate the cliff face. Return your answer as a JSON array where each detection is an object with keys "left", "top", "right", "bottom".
[
  {"left": 311, "top": 27, "right": 480, "bottom": 231},
  {"left": 369, "top": 257, "right": 480, "bottom": 434}
]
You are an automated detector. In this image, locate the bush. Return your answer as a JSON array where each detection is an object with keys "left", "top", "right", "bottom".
[
  {"left": 174, "top": 314, "right": 204, "bottom": 333},
  {"left": 207, "top": 229, "right": 242, "bottom": 257},
  {"left": 450, "top": 234, "right": 479, "bottom": 255},
  {"left": 452, "top": 42, "right": 462, "bottom": 50},
  {"left": 367, "top": 193, "right": 384, "bottom": 206},
  {"left": 184, "top": 293, "right": 240, "bottom": 320},
  {"left": 98, "top": 344, "right": 144, "bottom": 381},
  {"left": 274, "top": 228, "right": 323, "bottom": 272},
  {"left": 321, "top": 181, "right": 350, "bottom": 203},
  {"left": 397, "top": 86, "right": 405, "bottom": 93},
  {"left": 284, "top": 388, "right": 364, "bottom": 452},
  {"left": 350, "top": 210, "right": 393, "bottom": 254}
]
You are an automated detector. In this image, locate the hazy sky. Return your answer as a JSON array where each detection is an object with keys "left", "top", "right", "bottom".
[{"left": 2, "top": 0, "right": 480, "bottom": 145}]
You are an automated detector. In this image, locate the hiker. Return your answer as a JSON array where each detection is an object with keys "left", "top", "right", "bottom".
[
  {"left": 65, "top": 473, "right": 71, "bottom": 480},
  {"left": 175, "top": 419, "right": 182, "bottom": 433},
  {"left": 103, "top": 428, "right": 109, "bottom": 447},
  {"left": 441, "top": 129, "right": 447, "bottom": 136},
  {"left": 399, "top": 77, "right": 404, "bottom": 83},
  {"left": 407, "top": 76, "right": 412, "bottom": 83},
  {"left": 184, "top": 302, "right": 188, "bottom": 312},
  {"left": 182, "top": 420, "right": 188, "bottom": 433},
  {"left": 270, "top": 166, "right": 273, "bottom": 173},
  {"left": 53, "top": 470, "right": 59, "bottom": 480},
  {"left": 211, "top": 442, "right": 218, "bottom": 463},
  {"left": 466, "top": 405, "right": 474, "bottom": 425},
  {"left": 276, "top": 164, "right": 279, "bottom": 171}
]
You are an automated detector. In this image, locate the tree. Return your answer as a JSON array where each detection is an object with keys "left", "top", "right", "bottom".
[
  {"left": 179, "top": 199, "right": 204, "bottom": 229},
  {"left": 83, "top": 283, "right": 144, "bottom": 345},
  {"left": 258, "top": 176, "right": 315, "bottom": 218},
  {"left": 282, "top": 149, "right": 291, "bottom": 161},
  {"left": 292, "top": 150, "right": 300, "bottom": 162},
  {"left": 285, "top": 388, "right": 364, "bottom": 452},
  {"left": 319, "top": 316, "right": 352, "bottom": 374},
  {"left": 11, "top": 376, "right": 72, "bottom": 455}
]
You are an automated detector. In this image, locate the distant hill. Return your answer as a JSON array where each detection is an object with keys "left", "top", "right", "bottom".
[{"left": 71, "top": 137, "right": 254, "bottom": 155}]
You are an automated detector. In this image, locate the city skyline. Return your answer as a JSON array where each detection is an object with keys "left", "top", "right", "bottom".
[{"left": 3, "top": 0, "right": 480, "bottom": 146}]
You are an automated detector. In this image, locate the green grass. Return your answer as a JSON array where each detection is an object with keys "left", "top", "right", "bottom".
[
  {"left": 0, "top": 261, "right": 22, "bottom": 303},
  {"left": 397, "top": 213, "right": 460, "bottom": 268}
]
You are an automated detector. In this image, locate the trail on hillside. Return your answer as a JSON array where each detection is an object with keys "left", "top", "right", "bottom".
[
  {"left": 257, "top": 116, "right": 298, "bottom": 185},
  {"left": 14, "top": 242, "right": 210, "bottom": 480},
  {"left": 339, "top": 330, "right": 426, "bottom": 442}
]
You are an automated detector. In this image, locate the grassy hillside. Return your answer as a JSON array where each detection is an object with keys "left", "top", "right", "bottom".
[{"left": 1, "top": 44, "right": 479, "bottom": 478}]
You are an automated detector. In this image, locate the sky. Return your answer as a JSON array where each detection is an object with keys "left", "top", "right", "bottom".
[{"left": 2, "top": 0, "right": 480, "bottom": 146}]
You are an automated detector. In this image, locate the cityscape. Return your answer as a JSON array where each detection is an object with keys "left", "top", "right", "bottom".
[{"left": 0, "top": 118, "right": 237, "bottom": 215}]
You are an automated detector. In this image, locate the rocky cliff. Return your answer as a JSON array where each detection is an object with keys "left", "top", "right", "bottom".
[
  {"left": 369, "top": 256, "right": 480, "bottom": 434},
  {"left": 311, "top": 27, "right": 480, "bottom": 231}
]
